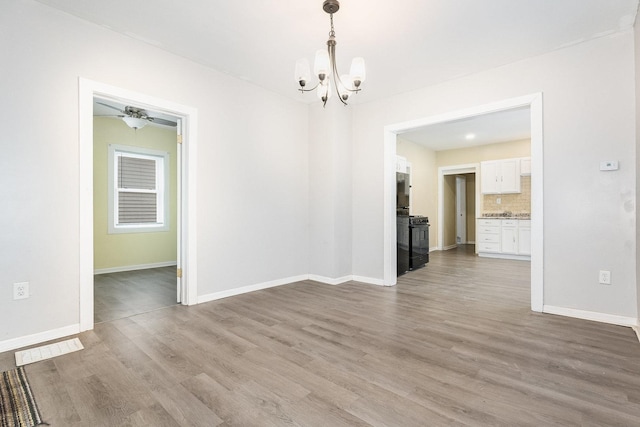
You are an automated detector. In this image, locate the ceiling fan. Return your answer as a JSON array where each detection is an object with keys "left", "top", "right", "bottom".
[{"left": 96, "top": 102, "right": 177, "bottom": 129}]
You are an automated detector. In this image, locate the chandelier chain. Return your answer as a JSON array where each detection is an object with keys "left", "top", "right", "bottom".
[{"left": 329, "top": 13, "right": 335, "bottom": 38}]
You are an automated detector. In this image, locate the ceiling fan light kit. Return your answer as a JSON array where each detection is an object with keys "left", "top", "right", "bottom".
[
  {"left": 295, "top": 0, "right": 366, "bottom": 107},
  {"left": 122, "top": 116, "right": 148, "bottom": 130}
]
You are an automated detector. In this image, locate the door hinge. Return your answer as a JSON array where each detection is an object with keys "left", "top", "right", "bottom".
[
  {"left": 177, "top": 135, "right": 183, "bottom": 144},
  {"left": 177, "top": 268, "right": 183, "bottom": 278}
]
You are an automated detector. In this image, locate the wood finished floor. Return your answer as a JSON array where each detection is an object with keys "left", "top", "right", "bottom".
[
  {"left": 2, "top": 245, "right": 640, "bottom": 426},
  {"left": 94, "top": 267, "right": 178, "bottom": 323}
]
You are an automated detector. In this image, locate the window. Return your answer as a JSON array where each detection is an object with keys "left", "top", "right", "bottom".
[{"left": 108, "top": 145, "right": 169, "bottom": 233}]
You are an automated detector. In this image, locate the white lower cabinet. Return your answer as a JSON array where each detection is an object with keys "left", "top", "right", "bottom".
[
  {"left": 477, "top": 219, "right": 501, "bottom": 253},
  {"left": 477, "top": 218, "right": 531, "bottom": 260},
  {"left": 518, "top": 221, "right": 531, "bottom": 255}
]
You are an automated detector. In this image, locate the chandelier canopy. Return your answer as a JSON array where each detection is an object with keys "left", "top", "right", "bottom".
[{"left": 295, "top": 0, "right": 366, "bottom": 107}]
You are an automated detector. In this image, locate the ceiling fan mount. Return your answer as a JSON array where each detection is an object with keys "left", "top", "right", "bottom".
[{"left": 95, "top": 102, "right": 177, "bottom": 129}]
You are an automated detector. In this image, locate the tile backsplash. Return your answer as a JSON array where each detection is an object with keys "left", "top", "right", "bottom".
[{"left": 482, "top": 176, "right": 531, "bottom": 215}]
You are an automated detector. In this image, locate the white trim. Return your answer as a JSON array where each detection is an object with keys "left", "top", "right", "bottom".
[
  {"left": 384, "top": 93, "right": 544, "bottom": 313},
  {"left": 438, "top": 163, "right": 480, "bottom": 251},
  {"left": 632, "top": 326, "right": 640, "bottom": 343},
  {"left": 478, "top": 253, "right": 531, "bottom": 261},
  {"left": 0, "top": 324, "right": 80, "bottom": 353},
  {"left": 351, "top": 275, "right": 387, "bottom": 287},
  {"left": 94, "top": 261, "right": 177, "bottom": 275},
  {"left": 543, "top": 305, "right": 638, "bottom": 328},
  {"left": 442, "top": 244, "right": 458, "bottom": 251},
  {"left": 197, "top": 275, "right": 309, "bottom": 304},
  {"left": 308, "top": 275, "right": 386, "bottom": 286},
  {"left": 308, "top": 275, "right": 353, "bottom": 286},
  {"left": 79, "top": 78, "right": 199, "bottom": 333},
  {"left": 108, "top": 144, "right": 170, "bottom": 234},
  {"left": 197, "top": 274, "right": 390, "bottom": 304}
]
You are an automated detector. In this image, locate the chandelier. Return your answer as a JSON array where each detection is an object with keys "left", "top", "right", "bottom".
[{"left": 295, "top": 0, "right": 366, "bottom": 107}]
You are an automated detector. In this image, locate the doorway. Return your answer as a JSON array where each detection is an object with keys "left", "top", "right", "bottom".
[
  {"left": 383, "top": 93, "right": 543, "bottom": 312},
  {"left": 439, "top": 166, "right": 480, "bottom": 251},
  {"left": 92, "top": 99, "right": 180, "bottom": 322},
  {"left": 79, "top": 79, "right": 199, "bottom": 332},
  {"left": 456, "top": 176, "right": 466, "bottom": 245}
]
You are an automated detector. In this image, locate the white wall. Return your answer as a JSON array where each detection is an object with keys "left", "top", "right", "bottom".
[
  {"left": 308, "top": 104, "right": 353, "bottom": 281},
  {"left": 0, "top": 1, "right": 309, "bottom": 346},
  {"left": 352, "top": 31, "right": 637, "bottom": 319}
]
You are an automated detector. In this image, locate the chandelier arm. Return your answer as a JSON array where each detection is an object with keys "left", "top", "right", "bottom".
[
  {"left": 328, "top": 43, "right": 348, "bottom": 105},
  {"left": 298, "top": 82, "right": 321, "bottom": 93}
]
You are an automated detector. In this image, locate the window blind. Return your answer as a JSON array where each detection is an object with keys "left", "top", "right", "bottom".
[{"left": 117, "top": 155, "right": 158, "bottom": 224}]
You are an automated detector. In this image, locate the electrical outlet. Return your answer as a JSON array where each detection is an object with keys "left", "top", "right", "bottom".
[
  {"left": 599, "top": 270, "right": 611, "bottom": 285},
  {"left": 13, "top": 282, "right": 29, "bottom": 300},
  {"left": 496, "top": 197, "right": 502, "bottom": 205}
]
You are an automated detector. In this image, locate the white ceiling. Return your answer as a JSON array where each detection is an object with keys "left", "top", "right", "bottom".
[
  {"left": 399, "top": 107, "right": 531, "bottom": 151},
  {"left": 35, "top": 0, "right": 638, "bottom": 105},
  {"left": 40, "top": 0, "right": 638, "bottom": 149}
]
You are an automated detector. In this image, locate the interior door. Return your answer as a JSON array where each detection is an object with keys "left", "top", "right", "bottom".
[{"left": 456, "top": 176, "right": 466, "bottom": 244}]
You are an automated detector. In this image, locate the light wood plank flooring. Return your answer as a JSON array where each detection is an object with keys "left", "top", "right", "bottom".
[
  {"left": 2, "top": 246, "right": 640, "bottom": 426},
  {"left": 94, "top": 267, "right": 178, "bottom": 323}
]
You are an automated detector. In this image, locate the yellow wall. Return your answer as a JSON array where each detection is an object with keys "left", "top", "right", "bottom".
[
  {"left": 436, "top": 139, "right": 530, "bottom": 166},
  {"left": 93, "top": 117, "right": 177, "bottom": 270},
  {"left": 397, "top": 138, "right": 530, "bottom": 248}
]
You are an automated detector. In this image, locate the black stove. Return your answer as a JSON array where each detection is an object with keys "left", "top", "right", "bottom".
[{"left": 397, "top": 215, "right": 430, "bottom": 276}]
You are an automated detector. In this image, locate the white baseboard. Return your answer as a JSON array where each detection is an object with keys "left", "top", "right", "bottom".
[
  {"left": 351, "top": 275, "right": 386, "bottom": 286},
  {"left": 543, "top": 305, "right": 638, "bottom": 328},
  {"left": 429, "top": 246, "right": 439, "bottom": 252},
  {"left": 95, "top": 261, "right": 177, "bottom": 275},
  {"left": 443, "top": 244, "right": 458, "bottom": 251},
  {"left": 308, "top": 275, "right": 353, "bottom": 286},
  {"left": 0, "top": 324, "right": 80, "bottom": 353},
  {"left": 478, "top": 253, "right": 531, "bottom": 261},
  {"left": 197, "top": 274, "right": 309, "bottom": 304},
  {"left": 197, "top": 273, "right": 389, "bottom": 304}
]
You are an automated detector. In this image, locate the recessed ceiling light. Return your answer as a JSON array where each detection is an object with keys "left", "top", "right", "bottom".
[{"left": 465, "top": 133, "right": 476, "bottom": 140}]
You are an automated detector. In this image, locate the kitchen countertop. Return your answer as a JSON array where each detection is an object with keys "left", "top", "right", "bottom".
[{"left": 480, "top": 213, "right": 531, "bottom": 219}]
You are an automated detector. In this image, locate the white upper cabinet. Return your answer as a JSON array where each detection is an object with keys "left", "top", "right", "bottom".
[{"left": 480, "top": 158, "right": 521, "bottom": 194}]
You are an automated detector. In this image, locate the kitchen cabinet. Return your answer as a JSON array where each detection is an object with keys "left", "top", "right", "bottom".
[
  {"left": 500, "top": 220, "right": 518, "bottom": 254},
  {"left": 477, "top": 218, "right": 531, "bottom": 260},
  {"left": 477, "top": 219, "right": 501, "bottom": 253},
  {"left": 518, "top": 220, "right": 531, "bottom": 255},
  {"left": 480, "top": 158, "right": 521, "bottom": 194}
]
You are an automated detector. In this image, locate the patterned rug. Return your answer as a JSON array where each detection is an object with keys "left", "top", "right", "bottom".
[{"left": 0, "top": 367, "right": 45, "bottom": 427}]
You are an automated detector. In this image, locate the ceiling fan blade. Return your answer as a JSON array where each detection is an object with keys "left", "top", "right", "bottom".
[
  {"left": 96, "top": 102, "right": 125, "bottom": 113},
  {"left": 149, "top": 117, "right": 177, "bottom": 127}
]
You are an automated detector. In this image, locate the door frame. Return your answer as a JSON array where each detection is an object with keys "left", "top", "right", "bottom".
[
  {"left": 438, "top": 165, "right": 479, "bottom": 251},
  {"left": 384, "top": 93, "right": 543, "bottom": 312},
  {"left": 455, "top": 175, "right": 467, "bottom": 245},
  {"left": 79, "top": 78, "right": 199, "bottom": 331}
]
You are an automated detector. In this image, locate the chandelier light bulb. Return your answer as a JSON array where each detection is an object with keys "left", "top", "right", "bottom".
[
  {"left": 350, "top": 57, "right": 366, "bottom": 87},
  {"left": 295, "top": 58, "right": 311, "bottom": 88},
  {"left": 338, "top": 74, "right": 353, "bottom": 101},
  {"left": 314, "top": 49, "right": 331, "bottom": 81},
  {"left": 317, "top": 81, "right": 332, "bottom": 101}
]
